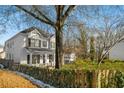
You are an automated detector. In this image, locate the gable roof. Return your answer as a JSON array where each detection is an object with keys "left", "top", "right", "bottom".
[
  {"left": 21, "top": 27, "right": 53, "bottom": 38},
  {"left": 5, "top": 27, "right": 55, "bottom": 43}
]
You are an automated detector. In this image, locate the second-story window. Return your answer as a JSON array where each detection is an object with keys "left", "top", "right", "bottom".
[
  {"left": 35, "top": 39, "right": 41, "bottom": 47},
  {"left": 6, "top": 43, "right": 9, "bottom": 49},
  {"left": 42, "top": 41, "right": 47, "bottom": 48},
  {"left": 28, "top": 38, "right": 41, "bottom": 47},
  {"left": 51, "top": 42, "right": 55, "bottom": 48}
]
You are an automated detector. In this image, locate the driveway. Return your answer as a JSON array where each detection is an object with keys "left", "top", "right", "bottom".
[{"left": 0, "top": 70, "right": 37, "bottom": 88}]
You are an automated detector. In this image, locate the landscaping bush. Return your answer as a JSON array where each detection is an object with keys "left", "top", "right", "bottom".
[
  {"left": 62, "top": 59, "right": 124, "bottom": 71},
  {"left": 9, "top": 64, "right": 124, "bottom": 88},
  {"left": 0, "top": 59, "right": 14, "bottom": 68}
]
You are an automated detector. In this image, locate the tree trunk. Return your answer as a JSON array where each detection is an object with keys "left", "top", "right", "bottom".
[
  {"left": 55, "top": 5, "right": 65, "bottom": 69},
  {"left": 55, "top": 26, "right": 64, "bottom": 69}
]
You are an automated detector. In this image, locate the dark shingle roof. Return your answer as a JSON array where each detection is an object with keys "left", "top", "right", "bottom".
[
  {"left": 5, "top": 27, "right": 54, "bottom": 43},
  {"left": 21, "top": 27, "right": 52, "bottom": 38}
]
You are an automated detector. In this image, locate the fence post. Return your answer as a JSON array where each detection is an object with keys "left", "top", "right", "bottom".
[{"left": 91, "top": 70, "right": 98, "bottom": 88}]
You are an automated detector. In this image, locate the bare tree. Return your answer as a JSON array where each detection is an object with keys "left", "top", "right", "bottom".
[
  {"left": 1, "top": 5, "right": 124, "bottom": 67},
  {"left": 77, "top": 24, "right": 89, "bottom": 58},
  {"left": 15, "top": 5, "right": 76, "bottom": 69},
  {"left": 94, "top": 16, "right": 124, "bottom": 65},
  {"left": 95, "top": 27, "right": 124, "bottom": 65}
]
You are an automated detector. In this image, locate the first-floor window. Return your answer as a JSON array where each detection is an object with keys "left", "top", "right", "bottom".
[
  {"left": 49, "top": 55, "right": 54, "bottom": 63},
  {"left": 32, "top": 55, "right": 40, "bottom": 64},
  {"left": 27, "top": 55, "right": 30, "bottom": 64}
]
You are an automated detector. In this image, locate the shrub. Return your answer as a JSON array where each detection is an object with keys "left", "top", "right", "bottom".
[
  {"left": 114, "top": 71, "right": 124, "bottom": 88},
  {"left": 9, "top": 64, "right": 124, "bottom": 88}
]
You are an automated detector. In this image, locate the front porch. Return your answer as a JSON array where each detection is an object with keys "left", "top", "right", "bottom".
[{"left": 25, "top": 48, "right": 55, "bottom": 67}]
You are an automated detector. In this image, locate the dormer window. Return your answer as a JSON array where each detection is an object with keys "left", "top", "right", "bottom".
[{"left": 31, "top": 30, "right": 41, "bottom": 39}]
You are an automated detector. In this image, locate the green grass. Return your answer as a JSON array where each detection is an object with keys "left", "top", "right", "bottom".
[{"left": 62, "top": 59, "right": 124, "bottom": 71}]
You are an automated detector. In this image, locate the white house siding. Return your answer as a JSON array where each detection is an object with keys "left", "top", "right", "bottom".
[
  {"left": 5, "top": 34, "right": 26, "bottom": 64},
  {"left": 49, "top": 35, "right": 55, "bottom": 49},
  {"left": 28, "top": 29, "right": 42, "bottom": 39},
  {"left": 20, "top": 49, "right": 28, "bottom": 64},
  {"left": 4, "top": 27, "right": 56, "bottom": 67},
  {"left": 109, "top": 41, "right": 124, "bottom": 60},
  {"left": 26, "top": 29, "right": 54, "bottom": 65}
]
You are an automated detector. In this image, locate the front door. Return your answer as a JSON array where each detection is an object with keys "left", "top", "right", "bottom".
[{"left": 32, "top": 55, "right": 40, "bottom": 64}]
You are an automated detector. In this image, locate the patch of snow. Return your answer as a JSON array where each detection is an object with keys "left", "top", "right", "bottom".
[
  {"left": 14, "top": 71, "right": 55, "bottom": 88},
  {"left": 0, "top": 64, "right": 4, "bottom": 69}
]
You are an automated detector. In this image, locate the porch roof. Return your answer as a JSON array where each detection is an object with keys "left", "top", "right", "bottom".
[{"left": 25, "top": 47, "right": 55, "bottom": 54}]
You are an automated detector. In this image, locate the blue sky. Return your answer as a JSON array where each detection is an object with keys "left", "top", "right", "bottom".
[
  {"left": 0, "top": 5, "right": 124, "bottom": 46},
  {"left": 0, "top": 6, "right": 55, "bottom": 46},
  {"left": 0, "top": 26, "right": 31, "bottom": 45}
]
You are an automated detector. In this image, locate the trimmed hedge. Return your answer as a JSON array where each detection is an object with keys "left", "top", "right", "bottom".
[
  {"left": 9, "top": 64, "right": 124, "bottom": 88},
  {"left": 0, "top": 59, "right": 14, "bottom": 68}
]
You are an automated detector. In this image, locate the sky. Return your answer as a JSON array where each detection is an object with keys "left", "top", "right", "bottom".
[
  {"left": 0, "top": 5, "right": 124, "bottom": 46},
  {"left": 0, "top": 6, "right": 55, "bottom": 46}
]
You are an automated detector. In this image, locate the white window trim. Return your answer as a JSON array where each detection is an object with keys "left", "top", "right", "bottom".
[
  {"left": 51, "top": 42, "right": 55, "bottom": 49},
  {"left": 41, "top": 40, "right": 48, "bottom": 48}
]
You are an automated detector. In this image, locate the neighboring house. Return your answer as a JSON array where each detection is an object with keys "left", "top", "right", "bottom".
[
  {"left": 63, "top": 47, "right": 76, "bottom": 63},
  {"left": 0, "top": 51, "right": 5, "bottom": 59},
  {"left": 64, "top": 53, "right": 76, "bottom": 63},
  {"left": 109, "top": 41, "right": 124, "bottom": 61},
  {"left": 0, "top": 45, "right": 5, "bottom": 59},
  {"left": 4, "top": 27, "right": 55, "bottom": 66}
]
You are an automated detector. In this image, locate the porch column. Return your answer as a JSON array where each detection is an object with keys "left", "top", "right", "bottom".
[
  {"left": 45, "top": 54, "right": 48, "bottom": 65},
  {"left": 40, "top": 54, "right": 43, "bottom": 64},
  {"left": 30, "top": 53, "right": 32, "bottom": 65},
  {"left": 53, "top": 53, "right": 55, "bottom": 66}
]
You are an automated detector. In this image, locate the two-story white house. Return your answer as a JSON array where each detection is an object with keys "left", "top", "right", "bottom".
[{"left": 4, "top": 27, "right": 55, "bottom": 66}]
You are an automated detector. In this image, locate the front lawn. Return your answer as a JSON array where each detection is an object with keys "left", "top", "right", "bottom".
[
  {"left": 62, "top": 59, "right": 124, "bottom": 71},
  {"left": 0, "top": 70, "right": 37, "bottom": 88}
]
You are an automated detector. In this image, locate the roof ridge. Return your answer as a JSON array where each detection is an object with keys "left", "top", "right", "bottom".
[{"left": 20, "top": 26, "right": 53, "bottom": 38}]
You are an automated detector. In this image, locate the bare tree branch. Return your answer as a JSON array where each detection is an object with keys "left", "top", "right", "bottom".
[
  {"left": 32, "top": 5, "right": 54, "bottom": 25},
  {"left": 62, "top": 5, "right": 76, "bottom": 22},
  {"left": 15, "top": 5, "right": 55, "bottom": 27}
]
